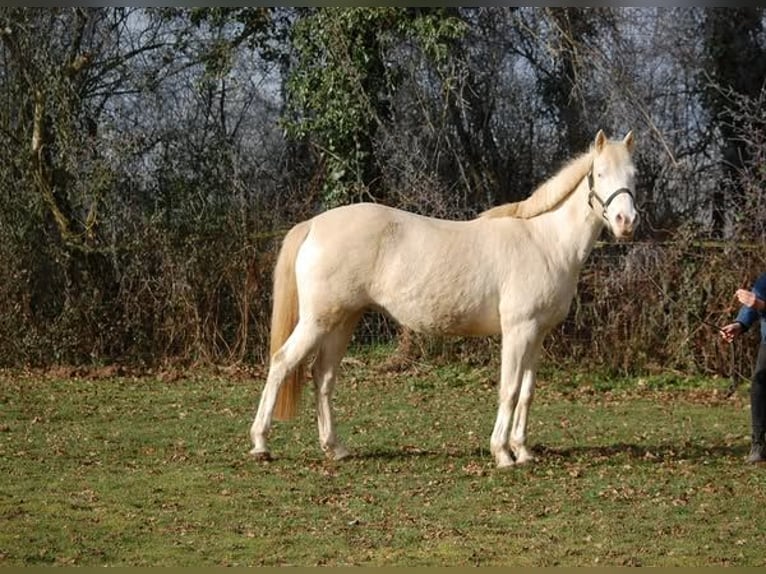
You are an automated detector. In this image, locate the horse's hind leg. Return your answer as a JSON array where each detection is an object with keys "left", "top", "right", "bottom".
[
  {"left": 249, "top": 320, "right": 323, "bottom": 458},
  {"left": 313, "top": 314, "right": 360, "bottom": 460}
]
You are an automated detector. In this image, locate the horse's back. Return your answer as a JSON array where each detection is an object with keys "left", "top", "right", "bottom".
[
  {"left": 306, "top": 202, "right": 463, "bottom": 258},
  {"left": 299, "top": 203, "right": 460, "bottom": 289},
  {"left": 296, "top": 203, "right": 502, "bottom": 335}
]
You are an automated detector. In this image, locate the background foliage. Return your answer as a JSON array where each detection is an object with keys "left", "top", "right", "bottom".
[{"left": 0, "top": 7, "right": 765, "bottom": 376}]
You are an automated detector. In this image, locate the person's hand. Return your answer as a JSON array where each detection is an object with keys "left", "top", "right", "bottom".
[
  {"left": 736, "top": 288, "right": 765, "bottom": 311},
  {"left": 720, "top": 322, "right": 744, "bottom": 343}
]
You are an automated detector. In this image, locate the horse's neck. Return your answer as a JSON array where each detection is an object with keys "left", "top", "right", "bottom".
[{"left": 537, "top": 177, "right": 604, "bottom": 271}]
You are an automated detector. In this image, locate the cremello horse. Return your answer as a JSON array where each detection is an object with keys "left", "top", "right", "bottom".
[{"left": 250, "top": 130, "right": 638, "bottom": 468}]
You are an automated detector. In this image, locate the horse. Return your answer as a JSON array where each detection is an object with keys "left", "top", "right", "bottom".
[{"left": 249, "top": 129, "right": 638, "bottom": 468}]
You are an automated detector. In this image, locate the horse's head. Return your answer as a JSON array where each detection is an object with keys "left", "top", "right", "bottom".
[{"left": 587, "top": 130, "right": 638, "bottom": 240}]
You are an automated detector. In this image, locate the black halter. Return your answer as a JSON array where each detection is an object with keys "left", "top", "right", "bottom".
[{"left": 587, "top": 168, "right": 634, "bottom": 220}]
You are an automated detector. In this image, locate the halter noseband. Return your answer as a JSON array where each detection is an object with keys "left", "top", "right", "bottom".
[{"left": 587, "top": 168, "right": 634, "bottom": 220}]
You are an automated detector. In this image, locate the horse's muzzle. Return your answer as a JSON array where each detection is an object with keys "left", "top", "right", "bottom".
[{"left": 612, "top": 210, "right": 638, "bottom": 240}]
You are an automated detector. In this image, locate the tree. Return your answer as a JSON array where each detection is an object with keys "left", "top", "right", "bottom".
[
  {"left": 283, "top": 7, "right": 467, "bottom": 207},
  {"left": 0, "top": 7, "right": 287, "bottom": 364},
  {"left": 701, "top": 8, "right": 766, "bottom": 237},
  {"left": 0, "top": 8, "right": 170, "bottom": 362}
]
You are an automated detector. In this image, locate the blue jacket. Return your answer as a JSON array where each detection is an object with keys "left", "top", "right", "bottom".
[{"left": 736, "top": 272, "right": 766, "bottom": 342}]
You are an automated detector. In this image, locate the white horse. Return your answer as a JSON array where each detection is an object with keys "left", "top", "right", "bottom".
[{"left": 250, "top": 129, "right": 638, "bottom": 467}]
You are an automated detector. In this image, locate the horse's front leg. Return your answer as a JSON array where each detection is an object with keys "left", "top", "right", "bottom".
[
  {"left": 490, "top": 325, "right": 532, "bottom": 468},
  {"left": 509, "top": 366, "right": 538, "bottom": 464}
]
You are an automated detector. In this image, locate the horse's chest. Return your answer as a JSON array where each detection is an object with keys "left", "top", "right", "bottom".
[
  {"left": 542, "top": 282, "right": 578, "bottom": 325},
  {"left": 499, "top": 270, "right": 577, "bottom": 327}
]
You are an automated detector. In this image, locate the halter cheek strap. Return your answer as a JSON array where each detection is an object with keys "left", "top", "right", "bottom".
[{"left": 587, "top": 168, "right": 634, "bottom": 220}]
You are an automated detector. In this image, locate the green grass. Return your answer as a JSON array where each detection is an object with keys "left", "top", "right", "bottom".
[{"left": 1, "top": 356, "right": 765, "bottom": 566}]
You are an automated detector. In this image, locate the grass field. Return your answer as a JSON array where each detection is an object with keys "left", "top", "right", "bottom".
[{"left": 1, "top": 350, "right": 765, "bottom": 566}]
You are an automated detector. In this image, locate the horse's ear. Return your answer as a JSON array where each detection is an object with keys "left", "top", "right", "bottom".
[
  {"left": 594, "top": 129, "right": 607, "bottom": 152},
  {"left": 623, "top": 130, "right": 635, "bottom": 153}
]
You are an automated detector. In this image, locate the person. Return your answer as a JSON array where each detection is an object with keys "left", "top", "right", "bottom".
[{"left": 720, "top": 272, "right": 766, "bottom": 463}]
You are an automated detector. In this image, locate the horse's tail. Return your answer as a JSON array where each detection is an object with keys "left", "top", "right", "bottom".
[{"left": 271, "top": 220, "right": 311, "bottom": 420}]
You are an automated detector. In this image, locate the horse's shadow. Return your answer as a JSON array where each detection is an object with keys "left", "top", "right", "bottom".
[
  {"left": 341, "top": 441, "right": 749, "bottom": 464},
  {"left": 534, "top": 441, "right": 749, "bottom": 462}
]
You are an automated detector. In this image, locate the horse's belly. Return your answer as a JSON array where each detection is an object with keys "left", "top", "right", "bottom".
[{"left": 378, "top": 296, "right": 501, "bottom": 337}]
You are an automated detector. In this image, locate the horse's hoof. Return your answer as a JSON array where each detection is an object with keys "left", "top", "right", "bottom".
[
  {"left": 511, "top": 446, "right": 535, "bottom": 465},
  {"left": 492, "top": 447, "right": 516, "bottom": 468},
  {"left": 494, "top": 453, "right": 515, "bottom": 468},
  {"left": 250, "top": 449, "right": 272, "bottom": 462},
  {"left": 333, "top": 448, "right": 352, "bottom": 461},
  {"left": 325, "top": 445, "right": 352, "bottom": 461},
  {"left": 514, "top": 454, "right": 535, "bottom": 465}
]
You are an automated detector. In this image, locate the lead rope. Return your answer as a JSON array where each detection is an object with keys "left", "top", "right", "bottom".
[
  {"left": 725, "top": 340, "right": 747, "bottom": 399},
  {"left": 590, "top": 173, "right": 745, "bottom": 397},
  {"left": 643, "top": 272, "right": 747, "bottom": 398}
]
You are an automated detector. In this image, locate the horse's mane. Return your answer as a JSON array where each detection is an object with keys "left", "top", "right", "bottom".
[{"left": 480, "top": 148, "right": 594, "bottom": 220}]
